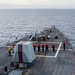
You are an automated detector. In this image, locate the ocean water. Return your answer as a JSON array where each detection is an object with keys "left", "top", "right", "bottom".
[{"left": 0, "top": 9, "right": 75, "bottom": 48}]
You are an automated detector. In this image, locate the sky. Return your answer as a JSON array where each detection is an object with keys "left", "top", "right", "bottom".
[{"left": 0, "top": 0, "right": 75, "bottom": 8}]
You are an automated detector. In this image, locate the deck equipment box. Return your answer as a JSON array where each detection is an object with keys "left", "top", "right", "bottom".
[{"left": 12, "top": 41, "right": 36, "bottom": 65}]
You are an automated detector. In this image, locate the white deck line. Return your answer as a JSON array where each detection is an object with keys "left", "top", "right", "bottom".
[
  {"left": 68, "top": 49, "right": 73, "bottom": 51},
  {"left": 29, "top": 31, "right": 37, "bottom": 41},
  {"left": 32, "top": 41, "right": 61, "bottom": 44},
  {"left": 44, "top": 42, "right": 61, "bottom": 44},
  {"left": 36, "top": 43, "right": 62, "bottom": 58},
  {"left": 55, "top": 43, "right": 62, "bottom": 57},
  {"left": 36, "top": 55, "right": 56, "bottom": 58}
]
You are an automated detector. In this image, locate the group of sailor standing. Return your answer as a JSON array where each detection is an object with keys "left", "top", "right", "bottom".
[
  {"left": 33, "top": 42, "right": 66, "bottom": 53},
  {"left": 33, "top": 44, "right": 56, "bottom": 53}
]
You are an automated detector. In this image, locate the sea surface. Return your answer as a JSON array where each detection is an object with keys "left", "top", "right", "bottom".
[{"left": 0, "top": 9, "right": 75, "bottom": 48}]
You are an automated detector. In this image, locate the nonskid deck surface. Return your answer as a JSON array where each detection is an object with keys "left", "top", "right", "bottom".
[
  {"left": 27, "top": 50, "right": 75, "bottom": 75},
  {"left": 0, "top": 27, "right": 74, "bottom": 75}
]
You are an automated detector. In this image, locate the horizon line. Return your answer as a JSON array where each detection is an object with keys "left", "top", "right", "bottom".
[{"left": 0, "top": 7, "right": 75, "bottom": 9}]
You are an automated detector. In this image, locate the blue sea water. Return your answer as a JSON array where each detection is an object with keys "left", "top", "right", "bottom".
[{"left": 0, "top": 9, "right": 75, "bottom": 48}]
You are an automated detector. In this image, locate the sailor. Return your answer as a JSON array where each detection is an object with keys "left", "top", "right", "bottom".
[
  {"left": 8, "top": 46, "right": 11, "bottom": 56},
  {"left": 33, "top": 44, "right": 36, "bottom": 52},
  {"left": 43, "top": 36, "right": 46, "bottom": 41},
  {"left": 10, "top": 62, "right": 14, "bottom": 69},
  {"left": 52, "top": 44, "right": 55, "bottom": 53},
  {"left": 13, "top": 63, "right": 19, "bottom": 69},
  {"left": 16, "top": 37, "right": 18, "bottom": 40},
  {"left": 38, "top": 44, "right": 40, "bottom": 52},
  {"left": 12, "top": 44, "right": 15, "bottom": 53},
  {"left": 12, "top": 44, "right": 15, "bottom": 48},
  {"left": 42, "top": 44, "right": 44, "bottom": 53},
  {"left": 4, "top": 66, "right": 8, "bottom": 73},
  {"left": 55, "top": 34, "right": 58, "bottom": 39},
  {"left": 63, "top": 42, "right": 66, "bottom": 51},
  {"left": 50, "top": 30, "right": 52, "bottom": 33},
  {"left": 45, "top": 44, "right": 48, "bottom": 53},
  {"left": 10, "top": 62, "right": 15, "bottom": 70}
]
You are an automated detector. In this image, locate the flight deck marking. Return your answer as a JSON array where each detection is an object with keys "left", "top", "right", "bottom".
[
  {"left": 36, "top": 55, "right": 56, "bottom": 58},
  {"left": 55, "top": 43, "right": 62, "bottom": 57},
  {"left": 29, "top": 31, "right": 37, "bottom": 41},
  {"left": 32, "top": 41, "right": 61, "bottom": 44},
  {"left": 36, "top": 43, "right": 62, "bottom": 58}
]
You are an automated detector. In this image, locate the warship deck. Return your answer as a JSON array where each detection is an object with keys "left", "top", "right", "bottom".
[{"left": 0, "top": 27, "right": 75, "bottom": 75}]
